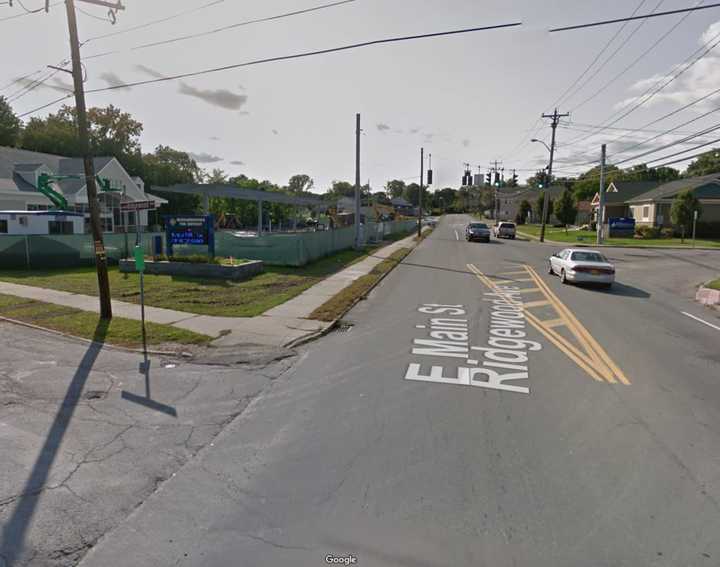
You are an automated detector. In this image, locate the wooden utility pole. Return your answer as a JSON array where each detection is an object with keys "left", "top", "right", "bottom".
[
  {"left": 65, "top": 0, "right": 116, "bottom": 319},
  {"left": 539, "top": 108, "right": 569, "bottom": 243},
  {"left": 597, "top": 144, "right": 607, "bottom": 245},
  {"left": 417, "top": 147, "right": 424, "bottom": 238}
]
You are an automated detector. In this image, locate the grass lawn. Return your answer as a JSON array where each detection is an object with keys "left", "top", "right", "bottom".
[
  {"left": 517, "top": 224, "right": 720, "bottom": 248},
  {"left": 0, "top": 246, "right": 384, "bottom": 318},
  {"left": 310, "top": 248, "right": 411, "bottom": 322},
  {"left": 0, "top": 294, "right": 210, "bottom": 348},
  {"left": 707, "top": 279, "right": 720, "bottom": 290}
]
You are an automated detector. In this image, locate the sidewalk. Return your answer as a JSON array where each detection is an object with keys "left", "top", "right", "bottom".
[{"left": 0, "top": 233, "right": 419, "bottom": 348}]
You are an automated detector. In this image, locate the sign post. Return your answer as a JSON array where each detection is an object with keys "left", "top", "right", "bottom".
[
  {"left": 692, "top": 209, "right": 698, "bottom": 249},
  {"left": 134, "top": 244, "right": 148, "bottom": 372}
]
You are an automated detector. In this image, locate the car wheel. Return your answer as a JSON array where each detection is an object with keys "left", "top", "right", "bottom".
[
  {"left": 603, "top": 282, "right": 613, "bottom": 289},
  {"left": 511, "top": 235, "right": 516, "bottom": 240},
  {"left": 560, "top": 269, "right": 568, "bottom": 284},
  {"left": 548, "top": 262, "right": 554, "bottom": 275}
]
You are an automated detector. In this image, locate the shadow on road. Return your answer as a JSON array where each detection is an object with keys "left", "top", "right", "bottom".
[
  {"left": 0, "top": 320, "right": 108, "bottom": 566},
  {"left": 581, "top": 281, "right": 651, "bottom": 298}
]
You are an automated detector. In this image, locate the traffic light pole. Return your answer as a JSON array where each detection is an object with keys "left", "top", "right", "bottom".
[
  {"left": 539, "top": 108, "right": 569, "bottom": 243},
  {"left": 354, "top": 113, "right": 361, "bottom": 249},
  {"left": 65, "top": 0, "right": 113, "bottom": 319}
]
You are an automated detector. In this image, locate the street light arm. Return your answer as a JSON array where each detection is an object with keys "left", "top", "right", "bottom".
[{"left": 531, "top": 139, "right": 552, "bottom": 154}]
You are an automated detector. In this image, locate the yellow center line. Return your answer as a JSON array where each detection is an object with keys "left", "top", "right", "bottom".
[{"left": 543, "top": 318, "right": 566, "bottom": 329}]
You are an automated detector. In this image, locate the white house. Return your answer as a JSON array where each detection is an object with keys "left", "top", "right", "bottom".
[
  {"left": 0, "top": 210, "right": 85, "bottom": 235},
  {"left": 0, "top": 146, "right": 166, "bottom": 233}
]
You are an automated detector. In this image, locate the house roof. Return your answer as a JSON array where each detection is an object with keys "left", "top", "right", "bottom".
[
  {"left": 593, "top": 181, "right": 660, "bottom": 205},
  {"left": 391, "top": 197, "right": 411, "bottom": 206},
  {"left": 626, "top": 174, "right": 720, "bottom": 203},
  {"left": 0, "top": 146, "right": 118, "bottom": 200}
]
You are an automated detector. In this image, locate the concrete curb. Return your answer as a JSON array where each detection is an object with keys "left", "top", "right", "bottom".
[
  {"left": 516, "top": 230, "right": 720, "bottom": 250},
  {"left": 287, "top": 229, "right": 432, "bottom": 348},
  {"left": 0, "top": 314, "right": 180, "bottom": 357}
]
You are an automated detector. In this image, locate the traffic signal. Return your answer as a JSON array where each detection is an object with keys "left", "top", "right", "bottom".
[
  {"left": 485, "top": 172, "right": 491, "bottom": 185},
  {"left": 427, "top": 169, "right": 433, "bottom": 185},
  {"left": 512, "top": 173, "right": 518, "bottom": 186}
]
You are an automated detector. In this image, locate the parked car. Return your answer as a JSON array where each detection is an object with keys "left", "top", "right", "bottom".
[
  {"left": 548, "top": 248, "right": 615, "bottom": 288},
  {"left": 493, "top": 221, "right": 516, "bottom": 239},
  {"left": 466, "top": 222, "right": 491, "bottom": 243}
]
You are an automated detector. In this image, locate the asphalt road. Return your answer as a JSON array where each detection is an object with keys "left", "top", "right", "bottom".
[{"left": 79, "top": 214, "right": 720, "bottom": 567}]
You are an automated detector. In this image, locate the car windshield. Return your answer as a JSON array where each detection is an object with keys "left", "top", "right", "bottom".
[
  {"left": 500, "top": 223, "right": 515, "bottom": 228},
  {"left": 469, "top": 223, "right": 487, "bottom": 229},
  {"left": 571, "top": 251, "right": 607, "bottom": 262}
]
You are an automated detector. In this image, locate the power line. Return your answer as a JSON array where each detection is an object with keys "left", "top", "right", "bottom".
[
  {"left": 0, "top": 0, "right": 60, "bottom": 21},
  {"left": 83, "top": 0, "right": 360, "bottom": 60},
  {"left": 570, "top": 0, "right": 703, "bottom": 113},
  {"left": 612, "top": 121, "right": 720, "bottom": 165},
  {"left": 81, "top": 22, "right": 522, "bottom": 93},
  {"left": 17, "top": 94, "right": 72, "bottom": 118},
  {"left": 81, "top": 0, "right": 225, "bottom": 44},
  {"left": 547, "top": 0, "right": 648, "bottom": 111},
  {"left": 561, "top": 0, "right": 663, "bottom": 110},
  {"left": 550, "top": 2, "right": 720, "bottom": 32},
  {"left": 564, "top": 26, "right": 720, "bottom": 148}
]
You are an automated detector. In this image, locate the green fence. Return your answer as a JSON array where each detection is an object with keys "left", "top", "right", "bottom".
[
  {"left": 0, "top": 233, "right": 164, "bottom": 269},
  {"left": 0, "top": 220, "right": 418, "bottom": 269}
]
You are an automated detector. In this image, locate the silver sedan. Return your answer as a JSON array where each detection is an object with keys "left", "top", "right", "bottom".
[{"left": 548, "top": 248, "right": 615, "bottom": 288}]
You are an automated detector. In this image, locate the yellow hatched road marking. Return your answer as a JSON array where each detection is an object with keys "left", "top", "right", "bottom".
[
  {"left": 497, "top": 270, "right": 528, "bottom": 276},
  {"left": 523, "top": 300, "right": 552, "bottom": 308},
  {"left": 467, "top": 263, "right": 630, "bottom": 385},
  {"left": 524, "top": 265, "right": 630, "bottom": 385}
]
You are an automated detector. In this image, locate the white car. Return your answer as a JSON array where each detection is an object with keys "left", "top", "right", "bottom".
[
  {"left": 493, "top": 221, "right": 516, "bottom": 239},
  {"left": 548, "top": 248, "right": 615, "bottom": 288}
]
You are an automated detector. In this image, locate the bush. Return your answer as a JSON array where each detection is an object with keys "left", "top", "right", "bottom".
[
  {"left": 154, "top": 254, "right": 220, "bottom": 264},
  {"left": 660, "top": 227, "right": 675, "bottom": 239},
  {"left": 635, "top": 225, "right": 660, "bottom": 239}
]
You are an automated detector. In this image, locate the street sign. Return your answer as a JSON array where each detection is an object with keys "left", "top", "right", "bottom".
[
  {"left": 120, "top": 200, "right": 156, "bottom": 212},
  {"left": 133, "top": 245, "right": 145, "bottom": 272}
]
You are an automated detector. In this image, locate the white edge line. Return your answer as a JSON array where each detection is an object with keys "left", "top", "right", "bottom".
[
  {"left": 681, "top": 311, "right": 720, "bottom": 332},
  {"left": 454, "top": 229, "right": 459, "bottom": 241}
]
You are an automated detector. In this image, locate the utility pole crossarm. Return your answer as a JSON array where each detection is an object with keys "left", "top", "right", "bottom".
[{"left": 76, "top": 0, "right": 124, "bottom": 9}]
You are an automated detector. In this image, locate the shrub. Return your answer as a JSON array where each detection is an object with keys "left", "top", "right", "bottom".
[
  {"left": 635, "top": 225, "right": 660, "bottom": 239},
  {"left": 695, "top": 221, "right": 720, "bottom": 238},
  {"left": 154, "top": 254, "right": 220, "bottom": 264},
  {"left": 660, "top": 227, "right": 675, "bottom": 239}
]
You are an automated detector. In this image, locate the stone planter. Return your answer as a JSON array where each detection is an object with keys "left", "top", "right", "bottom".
[
  {"left": 696, "top": 284, "right": 720, "bottom": 306},
  {"left": 119, "top": 259, "right": 263, "bottom": 281}
]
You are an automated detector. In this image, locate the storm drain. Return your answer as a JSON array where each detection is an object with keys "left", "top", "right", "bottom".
[{"left": 335, "top": 322, "right": 354, "bottom": 333}]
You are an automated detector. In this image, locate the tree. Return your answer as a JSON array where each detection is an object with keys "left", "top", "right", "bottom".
[
  {"left": 433, "top": 187, "right": 457, "bottom": 211},
  {"left": 670, "top": 189, "right": 702, "bottom": 242},
  {"left": 404, "top": 183, "right": 421, "bottom": 206},
  {"left": 373, "top": 191, "right": 390, "bottom": 204},
  {"left": 20, "top": 104, "right": 144, "bottom": 176},
  {"left": 0, "top": 96, "right": 20, "bottom": 147},
  {"left": 516, "top": 199, "right": 532, "bottom": 224},
  {"left": 288, "top": 174, "right": 313, "bottom": 193},
  {"left": 204, "top": 168, "right": 228, "bottom": 184},
  {"left": 554, "top": 189, "right": 577, "bottom": 232},
  {"left": 684, "top": 148, "right": 720, "bottom": 177},
  {"left": 326, "top": 180, "right": 355, "bottom": 198},
  {"left": 535, "top": 192, "right": 553, "bottom": 222},
  {"left": 385, "top": 179, "right": 406, "bottom": 198},
  {"left": 143, "top": 145, "right": 203, "bottom": 214}
]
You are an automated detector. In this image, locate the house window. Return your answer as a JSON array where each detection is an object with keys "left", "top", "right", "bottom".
[
  {"left": 48, "top": 220, "right": 74, "bottom": 234},
  {"left": 643, "top": 206, "right": 650, "bottom": 220},
  {"left": 18, "top": 216, "right": 28, "bottom": 227},
  {"left": 0, "top": 220, "right": 7, "bottom": 233},
  {"left": 101, "top": 217, "right": 113, "bottom": 232}
]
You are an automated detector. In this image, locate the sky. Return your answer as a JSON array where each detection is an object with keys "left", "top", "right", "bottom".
[{"left": 1, "top": 0, "right": 720, "bottom": 194}]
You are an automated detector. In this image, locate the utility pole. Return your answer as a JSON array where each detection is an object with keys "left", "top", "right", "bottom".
[
  {"left": 597, "top": 143, "right": 607, "bottom": 245},
  {"left": 539, "top": 108, "right": 569, "bottom": 243},
  {"left": 354, "top": 113, "right": 361, "bottom": 249},
  {"left": 417, "top": 147, "right": 424, "bottom": 238},
  {"left": 65, "top": 0, "right": 115, "bottom": 319}
]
